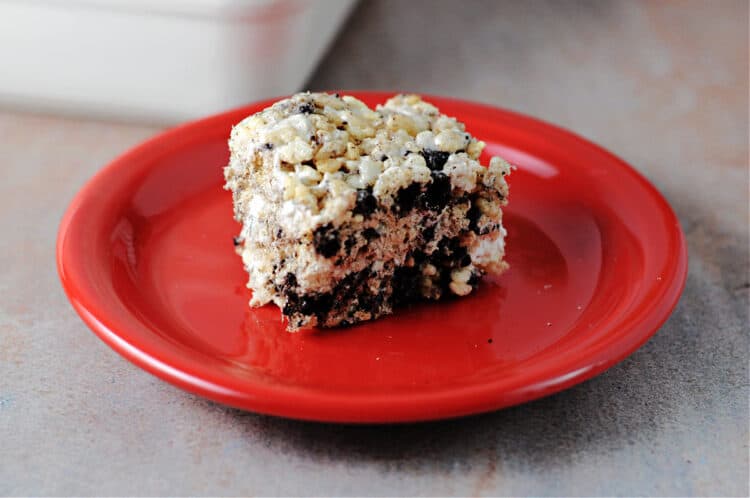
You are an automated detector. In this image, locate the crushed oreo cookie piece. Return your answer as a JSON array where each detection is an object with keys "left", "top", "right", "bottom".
[
  {"left": 467, "top": 202, "right": 482, "bottom": 231},
  {"left": 353, "top": 188, "right": 378, "bottom": 216},
  {"left": 394, "top": 182, "right": 421, "bottom": 212},
  {"left": 297, "top": 103, "right": 314, "bottom": 114},
  {"left": 363, "top": 227, "right": 380, "bottom": 240},
  {"left": 313, "top": 223, "right": 341, "bottom": 258},
  {"left": 421, "top": 150, "right": 450, "bottom": 171},
  {"left": 418, "top": 171, "right": 452, "bottom": 211}
]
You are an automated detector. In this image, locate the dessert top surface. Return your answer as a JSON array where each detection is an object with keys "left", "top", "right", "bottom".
[{"left": 226, "top": 93, "right": 510, "bottom": 225}]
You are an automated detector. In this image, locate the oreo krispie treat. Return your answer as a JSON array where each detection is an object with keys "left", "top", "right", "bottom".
[{"left": 225, "top": 92, "right": 511, "bottom": 330}]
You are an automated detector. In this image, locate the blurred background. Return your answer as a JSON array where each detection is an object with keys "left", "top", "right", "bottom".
[
  {"left": 1, "top": 0, "right": 748, "bottom": 496},
  {"left": 0, "top": 0, "right": 357, "bottom": 122}
]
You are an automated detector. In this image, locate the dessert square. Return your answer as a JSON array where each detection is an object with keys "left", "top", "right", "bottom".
[{"left": 224, "top": 92, "right": 511, "bottom": 330}]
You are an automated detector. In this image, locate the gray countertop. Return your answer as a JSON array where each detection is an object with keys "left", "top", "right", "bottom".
[{"left": 1, "top": 0, "right": 747, "bottom": 495}]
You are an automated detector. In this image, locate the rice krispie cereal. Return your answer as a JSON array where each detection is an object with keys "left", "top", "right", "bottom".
[{"left": 224, "top": 92, "right": 511, "bottom": 330}]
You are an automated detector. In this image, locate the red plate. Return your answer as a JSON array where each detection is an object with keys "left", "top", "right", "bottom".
[{"left": 57, "top": 92, "right": 687, "bottom": 423}]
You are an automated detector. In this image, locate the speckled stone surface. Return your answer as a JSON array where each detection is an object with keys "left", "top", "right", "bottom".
[{"left": 0, "top": 0, "right": 747, "bottom": 496}]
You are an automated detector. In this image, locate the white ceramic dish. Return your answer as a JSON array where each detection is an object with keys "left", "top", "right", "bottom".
[{"left": 0, "top": 0, "right": 356, "bottom": 122}]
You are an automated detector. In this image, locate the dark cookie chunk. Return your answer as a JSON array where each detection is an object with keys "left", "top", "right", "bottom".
[
  {"left": 432, "top": 237, "right": 468, "bottom": 269},
  {"left": 363, "top": 227, "right": 380, "bottom": 240},
  {"left": 345, "top": 236, "right": 356, "bottom": 251},
  {"left": 357, "top": 291, "right": 385, "bottom": 316},
  {"left": 297, "top": 103, "right": 314, "bottom": 114},
  {"left": 451, "top": 243, "right": 469, "bottom": 263},
  {"left": 411, "top": 250, "right": 427, "bottom": 265},
  {"left": 313, "top": 223, "right": 341, "bottom": 258},
  {"left": 276, "top": 272, "right": 297, "bottom": 293},
  {"left": 418, "top": 171, "right": 451, "bottom": 211},
  {"left": 468, "top": 272, "right": 481, "bottom": 287},
  {"left": 359, "top": 290, "right": 384, "bottom": 308},
  {"left": 303, "top": 293, "right": 334, "bottom": 319},
  {"left": 437, "top": 266, "right": 453, "bottom": 294},
  {"left": 421, "top": 149, "right": 450, "bottom": 171},
  {"left": 353, "top": 188, "right": 377, "bottom": 216},
  {"left": 283, "top": 291, "right": 334, "bottom": 321},
  {"left": 283, "top": 273, "right": 297, "bottom": 289},
  {"left": 394, "top": 182, "right": 421, "bottom": 212},
  {"left": 437, "top": 236, "right": 461, "bottom": 256},
  {"left": 391, "top": 261, "right": 422, "bottom": 305},
  {"left": 467, "top": 202, "right": 482, "bottom": 232}
]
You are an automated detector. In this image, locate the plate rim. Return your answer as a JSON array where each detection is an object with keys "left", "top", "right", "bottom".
[{"left": 56, "top": 91, "right": 688, "bottom": 423}]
